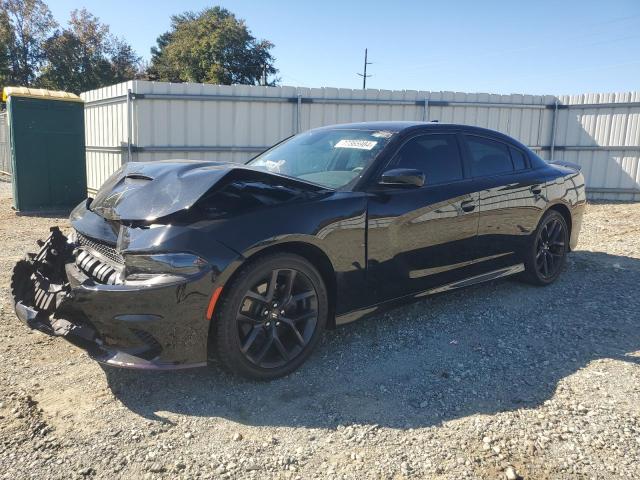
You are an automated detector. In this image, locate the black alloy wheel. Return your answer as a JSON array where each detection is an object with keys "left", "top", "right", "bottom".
[
  {"left": 535, "top": 216, "right": 566, "bottom": 279},
  {"left": 522, "top": 210, "right": 569, "bottom": 285},
  {"left": 214, "top": 253, "right": 328, "bottom": 379},
  {"left": 237, "top": 268, "right": 318, "bottom": 368}
]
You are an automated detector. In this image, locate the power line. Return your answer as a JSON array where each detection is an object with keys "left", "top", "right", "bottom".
[{"left": 356, "top": 48, "right": 372, "bottom": 89}]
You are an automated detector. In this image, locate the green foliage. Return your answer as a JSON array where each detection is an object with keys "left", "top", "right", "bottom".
[
  {"left": 38, "top": 9, "right": 141, "bottom": 93},
  {"left": 0, "top": 1, "right": 276, "bottom": 99},
  {"left": 110, "top": 38, "right": 140, "bottom": 83},
  {"left": 147, "top": 6, "right": 278, "bottom": 85},
  {"left": 0, "top": 11, "right": 13, "bottom": 88},
  {"left": 0, "top": 0, "right": 56, "bottom": 86}
]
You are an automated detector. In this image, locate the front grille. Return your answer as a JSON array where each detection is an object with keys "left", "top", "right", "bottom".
[
  {"left": 75, "top": 249, "right": 121, "bottom": 284},
  {"left": 76, "top": 232, "right": 124, "bottom": 265},
  {"left": 74, "top": 232, "right": 123, "bottom": 285}
]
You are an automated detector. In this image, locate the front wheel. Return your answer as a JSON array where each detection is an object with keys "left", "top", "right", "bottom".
[
  {"left": 521, "top": 210, "right": 569, "bottom": 286},
  {"left": 213, "top": 253, "right": 328, "bottom": 380}
]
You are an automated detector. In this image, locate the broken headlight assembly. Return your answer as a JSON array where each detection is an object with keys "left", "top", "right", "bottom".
[{"left": 123, "top": 253, "right": 209, "bottom": 284}]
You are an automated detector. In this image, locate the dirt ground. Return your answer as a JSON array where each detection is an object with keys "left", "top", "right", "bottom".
[{"left": 0, "top": 179, "right": 639, "bottom": 480}]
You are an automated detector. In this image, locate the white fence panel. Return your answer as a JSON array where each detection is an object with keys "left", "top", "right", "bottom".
[
  {"left": 550, "top": 91, "right": 640, "bottom": 201},
  {"left": 0, "top": 112, "right": 11, "bottom": 177},
  {"left": 81, "top": 81, "right": 640, "bottom": 200},
  {"left": 81, "top": 81, "right": 131, "bottom": 192}
]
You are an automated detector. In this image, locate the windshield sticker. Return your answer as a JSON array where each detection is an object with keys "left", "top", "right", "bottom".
[
  {"left": 372, "top": 130, "right": 394, "bottom": 139},
  {"left": 334, "top": 139, "right": 378, "bottom": 150},
  {"left": 263, "top": 159, "right": 286, "bottom": 173}
]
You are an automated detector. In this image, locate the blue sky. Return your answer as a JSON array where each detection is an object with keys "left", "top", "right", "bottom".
[{"left": 46, "top": 0, "right": 640, "bottom": 95}]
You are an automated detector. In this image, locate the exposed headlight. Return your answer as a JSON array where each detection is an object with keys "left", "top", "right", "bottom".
[{"left": 124, "top": 253, "right": 208, "bottom": 282}]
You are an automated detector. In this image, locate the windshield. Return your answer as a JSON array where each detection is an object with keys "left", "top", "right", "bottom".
[{"left": 247, "top": 128, "right": 395, "bottom": 189}]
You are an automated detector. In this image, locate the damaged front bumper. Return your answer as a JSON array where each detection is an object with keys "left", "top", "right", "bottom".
[{"left": 11, "top": 227, "right": 212, "bottom": 370}]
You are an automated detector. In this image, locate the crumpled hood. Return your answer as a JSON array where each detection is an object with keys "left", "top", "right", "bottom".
[
  {"left": 89, "top": 160, "right": 324, "bottom": 222},
  {"left": 90, "top": 160, "right": 233, "bottom": 221}
]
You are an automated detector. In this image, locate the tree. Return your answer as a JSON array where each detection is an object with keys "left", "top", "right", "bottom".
[
  {"left": 0, "top": 0, "right": 56, "bottom": 86},
  {"left": 147, "top": 6, "right": 277, "bottom": 85},
  {"left": 0, "top": 11, "right": 14, "bottom": 88},
  {"left": 110, "top": 38, "right": 140, "bottom": 83},
  {"left": 38, "top": 9, "right": 141, "bottom": 93}
]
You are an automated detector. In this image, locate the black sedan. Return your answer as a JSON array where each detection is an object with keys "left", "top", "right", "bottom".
[{"left": 11, "top": 122, "right": 586, "bottom": 379}]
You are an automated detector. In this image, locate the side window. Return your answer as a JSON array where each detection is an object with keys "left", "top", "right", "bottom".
[
  {"left": 509, "top": 147, "right": 528, "bottom": 171},
  {"left": 464, "top": 135, "right": 514, "bottom": 177},
  {"left": 392, "top": 134, "right": 463, "bottom": 184}
]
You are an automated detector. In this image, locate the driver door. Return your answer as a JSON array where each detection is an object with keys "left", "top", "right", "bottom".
[{"left": 366, "top": 133, "right": 481, "bottom": 303}]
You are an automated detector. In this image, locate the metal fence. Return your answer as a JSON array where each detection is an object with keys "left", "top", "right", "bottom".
[
  {"left": 81, "top": 81, "right": 640, "bottom": 200},
  {"left": 0, "top": 112, "right": 11, "bottom": 178}
]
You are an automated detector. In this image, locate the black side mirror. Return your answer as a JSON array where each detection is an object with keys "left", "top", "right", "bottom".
[{"left": 379, "top": 168, "right": 425, "bottom": 187}]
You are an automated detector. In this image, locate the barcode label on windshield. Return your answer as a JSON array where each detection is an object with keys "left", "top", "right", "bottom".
[{"left": 334, "top": 139, "right": 377, "bottom": 150}]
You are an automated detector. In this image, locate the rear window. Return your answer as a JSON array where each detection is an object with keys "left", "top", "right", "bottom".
[
  {"left": 464, "top": 135, "right": 513, "bottom": 177},
  {"left": 509, "top": 147, "right": 528, "bottom": 171}
]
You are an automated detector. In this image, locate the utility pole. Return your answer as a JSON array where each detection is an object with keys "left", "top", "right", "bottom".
[{"left": 357, "top": 48, "right": 372, "bottom": 89}]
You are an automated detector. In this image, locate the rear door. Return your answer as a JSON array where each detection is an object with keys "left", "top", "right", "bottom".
[
  {"left": 366, "top": 132, "right": 480, "bottom": 303},
  {"left": 461, "top": 134, "right": 548, "bottom": 271}
]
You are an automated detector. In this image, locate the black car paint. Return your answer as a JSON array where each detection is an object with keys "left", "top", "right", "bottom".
[{"left": 12, "top": 122, "right": 586, "bottom": 369}]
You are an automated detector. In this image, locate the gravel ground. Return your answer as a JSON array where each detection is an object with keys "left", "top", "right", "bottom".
[{"left": 1, "top": 179, "right": 639, "bottom": 480}]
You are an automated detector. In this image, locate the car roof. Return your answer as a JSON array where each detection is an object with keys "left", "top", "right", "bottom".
[
  {"left": 319, "top": 121, "right": 425, "bottom": 132},
  {"left": 313, "top": 121, "right": 528, "bottom": 149}
]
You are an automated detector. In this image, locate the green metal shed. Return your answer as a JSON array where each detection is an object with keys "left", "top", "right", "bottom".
[{"left": 3, "top": 87, "right": 86, "bottom": 212}]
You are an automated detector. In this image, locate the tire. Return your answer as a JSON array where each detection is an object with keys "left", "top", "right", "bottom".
[
  {"left": 214, "top": 252, "right": 328, "bottom": 380},
  {"left": 520, "top": 209, "right": 569, "bottom": 286}
]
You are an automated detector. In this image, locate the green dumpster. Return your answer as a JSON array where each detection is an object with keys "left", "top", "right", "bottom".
[{"left": 3, "top": 87, "right": 86, "bottom": 212}]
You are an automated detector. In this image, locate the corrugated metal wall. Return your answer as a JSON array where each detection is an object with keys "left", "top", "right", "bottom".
[
  {"left": 0, "top": 112, "right": 11, "bottom": 177},
  {"left": 550, "top": 91, "right": 640, "bottom": 201},
  {"left": 82, "top": 82, "right": 131, "bottom": 192},
  {"left": 81, "top": 81, "right": 640, "bottom": 200}
]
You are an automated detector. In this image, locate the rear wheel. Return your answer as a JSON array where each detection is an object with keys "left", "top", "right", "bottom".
[
  {"left": 521, "top": 210, "right": 569, "bottom": 285},
  {"left": 214, "top": 253, "right": 328, "bottom": 379}
]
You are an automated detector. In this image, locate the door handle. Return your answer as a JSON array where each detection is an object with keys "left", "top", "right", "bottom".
[
  {"left": 461, "top": 201, "right": 476, "bottom": 212},
  {"left": 530, "top": 185, "right": 542, "bottom": 195}
]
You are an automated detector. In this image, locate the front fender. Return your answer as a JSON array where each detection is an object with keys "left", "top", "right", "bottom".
[{"left": 202, "top": 192, "right": 368, "bottom": 313}]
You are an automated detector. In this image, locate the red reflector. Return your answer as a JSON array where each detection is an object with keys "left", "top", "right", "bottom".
[{"left": 206, "top": 287, "right": 223, "bottom": 320}]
